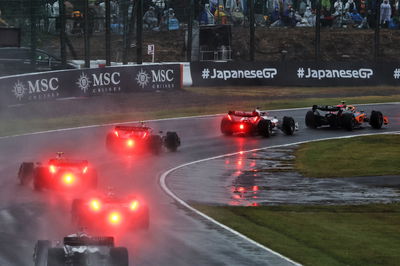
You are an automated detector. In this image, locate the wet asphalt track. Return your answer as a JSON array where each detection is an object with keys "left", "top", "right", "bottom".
[{"left": 0, "top": 103, "right": 399, "bottom": 266}]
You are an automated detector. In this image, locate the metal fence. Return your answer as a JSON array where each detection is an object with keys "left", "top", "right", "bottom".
[{"left": 0, "top": 0, "right": 399, "bottom": 75}]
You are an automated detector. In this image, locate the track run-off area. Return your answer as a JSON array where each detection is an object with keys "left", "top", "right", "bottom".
[{"left": 0, "top": 103, "right": 399, "bottom": 265}]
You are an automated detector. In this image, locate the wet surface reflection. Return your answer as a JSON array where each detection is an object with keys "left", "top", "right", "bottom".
[{"left": 168, "top": 146, "right": 400, "bottom": 206}]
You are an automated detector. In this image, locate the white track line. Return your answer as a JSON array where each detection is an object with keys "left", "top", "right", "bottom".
[
  {"left": 160, "top": 131, "right": 400, "bottom": 266},
  {"left": 1, "top": 102, "right": 399, "bottom": 140}
]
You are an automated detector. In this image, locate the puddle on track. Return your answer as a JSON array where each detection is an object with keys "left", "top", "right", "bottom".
[{"left": 168, "top": 146, "right": 400, "bottom": 206}]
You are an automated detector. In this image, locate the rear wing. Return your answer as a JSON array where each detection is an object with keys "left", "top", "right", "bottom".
[
  {"left": 312, "top": 105, "right": 342, "bottom": 112},
  {"left": 63, "top": 236, "right": 114, "bottom": 247},
  {"left": 115, "top": 125, "right": 150, "bottom": 132},
  {"left": 228, "top": 111, "right": 258, "bottom": 117},
  {"left": 48, "top": 159, "right": 88, "bottom": 167}
]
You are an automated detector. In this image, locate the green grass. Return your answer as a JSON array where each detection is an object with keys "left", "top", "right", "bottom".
[
  {"left": 194, "top": 204, "right": 400, "bottom": 266},
  {"left": 295, "top": 135, "right": 400, "bottom": 178}
]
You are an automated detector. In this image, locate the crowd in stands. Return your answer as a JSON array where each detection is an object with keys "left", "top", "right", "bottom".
[
  {"left": 1, "top": 0, "right": 399, "bottom": 33},
  {"left": 197, "top": 0, "right": 400, "bottom": 29}
]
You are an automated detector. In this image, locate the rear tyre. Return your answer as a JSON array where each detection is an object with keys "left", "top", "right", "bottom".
[
  {"left": 305, "top": 110, "right": 317, "bottom": 128},
  {"left": 164, "top": 132, "right": 180, "bottom": 152},
  {"left": 18, "top": 162, "right": 34, "bottom": 185},
  {"left": 34, "top": 240, "right": 51, "bottom": 266},
  {"left": 370, "top": 110, "right": 383, "bottom": 129},
  {"left": 110, "top": 247, "right": 129, "bottom": 266},
  {"left": 47, "top": 248, "right": 65, "bottom": 266},
  {"left": 342, "top": 113, "right": 355, "bottom": 131},
  {"left": 257, "top": 119, "right": 272, "bottom": 138},
  {"left": 220, "top": 117, "right": 233, "bottom": 136},
  {"left": 281, "top": 116, "right": 295, "bottom": 135}
]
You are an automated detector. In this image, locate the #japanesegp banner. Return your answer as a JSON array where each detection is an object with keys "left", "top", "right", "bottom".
[
  {"left": 191, "top": 61, "right": 400, "bottom": 87},
  {"left": 191, "top": 61, "right": 282, "bottom": 86},
  {"left": 0, "top": 64, "right": 181, "bottom": 106}
]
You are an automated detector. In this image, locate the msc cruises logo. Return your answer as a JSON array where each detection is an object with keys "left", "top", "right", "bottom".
[
  {"left": 12, "top": 80, "right": 27, "bottom": 100},
  {"left": 136, "top": 69, "right": 151, "bottom": 88},
  {"left": 76, "top": 72, "right": 92, "bottom": 93}
]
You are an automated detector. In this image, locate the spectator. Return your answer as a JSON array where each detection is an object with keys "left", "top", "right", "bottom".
[
  {"left": 344, "top": 0, "right": 357, "bottom": 13},
  {"left": 143, "top": 6, "right": 158, "bottom": 30},
  {"left": 350, "top": 9, "right": 363, "bottom": 25},
  {"left": 380, "top": 0, "right": 392, "bottom": 27},
  {"left": 231, "top": 7, "right": 245, "bottom": 26},
  {"left": 299, "top": 0, "right": 307, "bottom": 15},
  {"left": 64, "top": 0, "right": 74, "bottom": 34},
  {"left": 199, "top": 3, "right": 215, "bottom": 25},
  {"left": 96, "top": 0, "right": 106, "bottom": 32},
  {"left": 0, "top": 9, "right": 8, "bottom": 27},
  {"left": 214, "top": 5, "right": 228, "bottom": 24}
]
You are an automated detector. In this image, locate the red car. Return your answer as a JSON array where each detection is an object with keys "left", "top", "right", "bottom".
[
  {"left": 18, "top": 152, "right": 97, "bottom": 191},
  {"left": 220, "top": 109, "right": 296, "bottom": 137},
  {"left": 106, "top": 124, "right": 180, "bottom": 154},
  {"left": 71, "top": 192, "right": 149, "bottom": 231}
]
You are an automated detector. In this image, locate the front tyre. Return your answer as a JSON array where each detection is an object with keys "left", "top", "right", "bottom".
[
  {"left": 281, "top": 116, "right": 295, "bottom": 135},
  {"left": 370, "top": 110, "right": 383, "bottom": 129},
  {"left": 257, "top": 119, "right": 272, "bottom": 137},
  {"left": 164, "top": 132, "right": 180, "bottom": 152}
]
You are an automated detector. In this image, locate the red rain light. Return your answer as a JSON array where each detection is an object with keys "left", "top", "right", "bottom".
[
  {"left": 126, "top": 139, "right": 135, "bottom": 147},
  {"left": 253, "top": 186, "right": 259, "bottom": 191},
  {"left": 239, "top": 124, "right": 244, "bottom": 130},
  {"left": 63, "top": 173, "right": 75, "bottom": 185},
  {"left": 130, "top": 200, "right": 139, "bottom": 211},
  {"left": 49, "top": 165, "right": 56, "bottom": 174},
  {"left": 90, "top": 199, "right": 101, "bottom": 211},
  {"left": 238, "top": 187, "right": 245, "bottom": 192},
  {"left": 109, "top": 211, "right": 121, "bottom": 224}
]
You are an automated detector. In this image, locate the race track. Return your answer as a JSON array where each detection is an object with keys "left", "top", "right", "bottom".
[{"left": 0, "top": 103, "right": 399, "bottom": 266}]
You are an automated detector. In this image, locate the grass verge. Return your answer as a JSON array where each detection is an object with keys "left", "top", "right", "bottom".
[
  {"left": 295, "top": 135, "right": 400, "bottom": 178},
  {"left": 194, "top": 204, "right": 400, "bottom": 266}
]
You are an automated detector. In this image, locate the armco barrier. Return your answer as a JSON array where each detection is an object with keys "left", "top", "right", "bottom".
[
  {"left": 0, "top": 64, "right": 182, "bottom": 106},
  {"left": 191, "top": 61, "right": 400, "bottom": 87}
]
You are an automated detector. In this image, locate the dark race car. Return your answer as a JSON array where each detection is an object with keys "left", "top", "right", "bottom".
[
  {"left": 18, "top": 152, "right": 97, "bottom": 191},
  {"left": 71, "top": 191, "right": 149, "bottom": 231},
  {"left": 33, "top": 232, "right": 128, "bottom": 266},
  {"left": 106, "top": 123, "right": 180, "bottom": 154},
  {"left": 305, "top": 102, "right": 389, "bottom": 131},
  {"left": 220, "top": 108, "right": 297, "bottom": 137}
]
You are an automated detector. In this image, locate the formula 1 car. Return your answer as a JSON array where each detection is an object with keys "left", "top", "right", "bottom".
[
  {"left": 106, "top": 123, "right": 180, "bottom": 154},
  {"left": 18, "top": 152, "right": 97, "bottom": 191},
  {"left": 220, "top": 108, "right": 297, "bottom": 137},
  {"left": 305, "top": 102, "right": 389, "bottom": 131},
  {"left": 71, "top": 191, "right": 149, "bottom": 231},
  {"left": 33, "top": 232, "right": 128, "bottom": 266}
]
